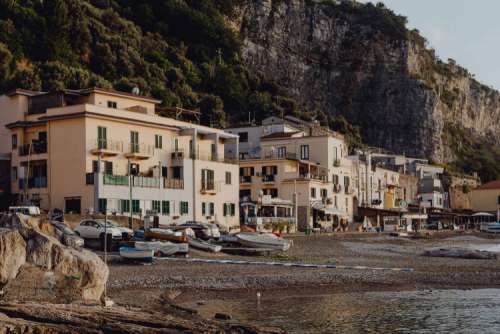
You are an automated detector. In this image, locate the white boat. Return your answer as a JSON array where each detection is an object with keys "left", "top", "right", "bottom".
[
  {"left": 481, "top": 222, "right": 500, "bottom": 233},
  {"left": 119, "top": 246, "right": 154, "bottom": 262},
  {"left": 188, "top": 237, "right": 222, "bottom": 253},
  {"left": 219, "top": 234, "right": 239, "bottom": 243},
  {"left": 135, "top": 241, "right": 189, "bottom": 256},
  {"left": 236, "top": 232, "right": 292, "bottom": 251}
]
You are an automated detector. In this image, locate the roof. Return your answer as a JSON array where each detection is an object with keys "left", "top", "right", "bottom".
[
  {"left": 475, "top": 180, "right": 500, "bottom": 190},
  {"left": 261, "top": 131, "right": 303, "bottom": 139},
  {"left": 5, "top": 89, "right": 45, "bottom": 97},
  {"left": 79, "top": 87, "right": 162, "bottom": 104}
]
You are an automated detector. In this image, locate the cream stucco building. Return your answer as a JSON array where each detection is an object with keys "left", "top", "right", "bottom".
[
  {"left": 0, "top": 88, "right": 240, "bottom": 228},
  {"left": 471, "top": 181, "right": 500, "bottom": 213}
]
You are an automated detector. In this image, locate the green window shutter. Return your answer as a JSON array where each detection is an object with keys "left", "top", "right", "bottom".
[
  {"left": 223, "top": 203, "right": 227, "bottom": 217},
  {"left": 202, "top": 202, "right": 206, "bottom": 215},
  {"left": 210, "top": 202, "right": 214, "bottom": 215}
]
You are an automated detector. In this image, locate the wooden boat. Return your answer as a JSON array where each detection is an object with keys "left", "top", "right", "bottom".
[
  {"left": 145, "top": 228, "right": 188, "bottom": 243},
  {"left": 135, "top": 241, "right": 189, "bottom": 256},
  {"left": 236, "top": 232, "right": 292, "bottom": 251},
  {"left": 119, "top": 246, "right": 154, "bottom": 262},
  {"left": 187, "top": 237, "right": 222, "bottom": 253}
]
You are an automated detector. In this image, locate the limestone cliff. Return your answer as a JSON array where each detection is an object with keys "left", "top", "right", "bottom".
[{"left": 236, "top": 0, "right": 500, "bottom": 165}]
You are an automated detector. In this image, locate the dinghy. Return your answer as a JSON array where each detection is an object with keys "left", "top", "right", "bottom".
[
  {"left": 145, "top": 228, "right": 188, "bottom": 242},
  {"left": 119, "top": 246, "right": 154, "bottom": 262},
  {"left": 236, "top": 232, "right": 292, "bottom": 251},
  {"left": 135, "top": 241, "right": 189, "bottom": 256},
  {"left": 187, "top": 237, "right": 222, "bottom": 253}
]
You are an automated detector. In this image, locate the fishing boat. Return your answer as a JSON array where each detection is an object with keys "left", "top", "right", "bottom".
[
  {"left": 187, "top": 237, "right": 222, "bottom": 253},
  {"left": 481, "top": 222, "right": 500, "bottom": 234},
  {"left": 145, "top": 228, "right": 188, "bottom": 243},
  {"left": 119, "top": 246, "right": 154, "bottom": 262},
  {"left": 236, "top": 232, "right": 292, "bottom": 251},
  {"left": 135, "top": 241, "right": 189, "bottom": 256}
]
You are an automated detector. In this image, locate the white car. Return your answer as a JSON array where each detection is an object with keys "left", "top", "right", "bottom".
[
  {"left": 74, "top": 219, "right": 123, "bottom": 241},
  {"left": 107, "top": 220, "right": 134, "bottom": 239}
]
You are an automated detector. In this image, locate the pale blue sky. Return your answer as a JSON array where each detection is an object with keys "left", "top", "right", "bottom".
[{"left": 360, "top": 0, "right": 500, "bottom": 89}]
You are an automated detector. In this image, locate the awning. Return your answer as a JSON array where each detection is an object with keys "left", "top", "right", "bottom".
[
  {"left": 472, "top": 212, "right": 495, "bottom": 217},
  {"left": 311, "top": 202, "right": 347, "bottom": 216}
]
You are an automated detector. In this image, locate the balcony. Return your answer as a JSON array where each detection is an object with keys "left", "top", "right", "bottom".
[
  {"left": 18, "top": 177, "right": 47, "bottom": 189},
  {"left": 164, "top": 178, "right": 184, "bottom": 189},
  {"left": 299, "top": 173, "right": 328, "bottom": 183},
  {"left": 240, "top": 175, "right": 252, "bottom": 184},
  {"left": 171, "top": 150, "right": 185, "bottom": 160},
  {"left": 18, "top": 142, "right": 47, "bottom": 156},
  {"left": 132, "top": 176, "right": 160, "bottom": 188},
  {"left": 90, "top": 139, "right": 123, "bottom": 156},
  {"left": 125, "top": 143, "right": 154, "bottom": 160},
  {"left": 262, "top": 174, "right": 275, "bottom": 183},
  {"left": 261, "top": 152, "right": 298, "bottom": 160},
  {"left": 201, "top": 182, "right": 216, "bottom": 194},
  {"left": 103, "top": 174, "right": 129, "bottom": 186}
]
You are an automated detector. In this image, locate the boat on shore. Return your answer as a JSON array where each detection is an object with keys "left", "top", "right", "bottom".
[
  {"left": 236, "top": 232, "right": 292, "bottom": 251},
  {"left": 135, "top": 241, "right": 188, "bottom": 256},
  {"left": 188, "top": 237, "right": 222, "bottom": 253},
  {"left": 480, "top": 222, "right": 500, "bottom": 233},
  {"left": 145, "top": 228, "right": 188, "bottom": 243},
  {"left": 119, "top": 246, "right": 154, "bottom": 262}
]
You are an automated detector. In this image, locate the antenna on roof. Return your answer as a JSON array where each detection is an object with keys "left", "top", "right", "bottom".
[{"left": 131, "top": 87, "right": 140, "bottom": 95}]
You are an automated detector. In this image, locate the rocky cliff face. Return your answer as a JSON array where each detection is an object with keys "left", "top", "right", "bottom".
[{"left": 236, "top": 0, "right": 500, "bottom": 163}]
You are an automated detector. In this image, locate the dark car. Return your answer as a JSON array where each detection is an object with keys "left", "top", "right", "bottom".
[{"left": 51, "top": 222, "right": 84, "bottom": 248}]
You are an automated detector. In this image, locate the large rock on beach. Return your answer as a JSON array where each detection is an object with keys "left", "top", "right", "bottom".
[{"left": 0, "top": 214, "right": 108, "bottom": 302}]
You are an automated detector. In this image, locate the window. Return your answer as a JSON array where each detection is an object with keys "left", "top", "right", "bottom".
[
  {"left": 180, "top": 201, "right": 189, "bottom": 215},
  {"left": 311, "top": 188, "right": 316, "bottom": 198},
  {"left": 97, "top": 126, "right": 107, "bottom": 149},
  {"left": 104, "top": 161, "right": 113, "bottom": 175},
  {"left": 130, "top": 131, "right": 139, "bottom": 153},
  {"left": 132, "top": 200, "right": 140, "bottom": 213},
  {"left": 333, "top": 174, "right": 339, "bottom": 185},
  {"left": 174, "top": 138, "right": 179, "bottom": 151},
  {"left": 38, "top": 131, "right": 47, "bottom": 142},
  {"left": 201, "top": 169, "right": 215, "bottom": 190},
  {"left": 107, "top": 101, "right": 117, "bottom": 109},
  {"left": 152, "top": 200, "right": 161, "bottom": 214},
  {"left": 277, "top": 146, "right": 286, "bottom": 158},
  {"left": 189, "top": 140, "right": 194, "bottom": 158},
  {"left": 120, "top": 200, "right": 130, "bottom": 213},
  {"left": 202, "top": 202, "right": 206, "bottom": 216},
  {"left": 334, "top": 196, "right": 338, "bottom": 208},
  {"left": 321, "top": 189, "right": 327, "bottom": 198},
  {"left": 155, "top": 135, "right": 162, "bottom": 149},
  {"left": 240, "top": 189, "right": 251, "bottom": 199},
  {"left": 345, "top": 198, "right": 349, "bottom": 212},
  {"left": 262, "top": 166, "right": 278, "bottom": 175},
  {"left": 300, "top": 145, "right": 309, "bottom": 160},
  {"left": 211, "top": 143, "right": 216, "bottom": 160},
  {"left": 263, "top": 188, "right": 278, "bottom": 198},
  {"left": 225, "top": 171, "right": 232, "bottom": 185},
  {"left": 65, "top": 197, "right": 81, "bottom": 214},
  {"left": 210, "top": 202, "right": 215, "bottom": 216},
  {"left": 12, "top": 134, "right": 17, "bottom": 149},
  {"left": 98, "top": 198, "right": 107, "bottom": 213},
  {"left": 12, "top": 167, "right": 17, "bottom": 180},
  {"left": 162, "top": 201, "right": 170, "bottom": 215},
  {"left": 223, "top": 203, "right": 236, "bottom": 216},
  {"left": 239, "top": 132, "right": 248, "bottom": 143},
  {"left": 172, "top": 166, "right": 183, "bottom": 179},
  {"left": 161, "top": 166, "right": 168, "bottom": 178}
]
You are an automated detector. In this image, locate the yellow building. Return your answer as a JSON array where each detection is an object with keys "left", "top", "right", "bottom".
[
  {"left": 1, "top": 88, "right": 239, "bottom": 228},
  {"left": 471, "top": 181, "right": 500, "bottom": 213}
]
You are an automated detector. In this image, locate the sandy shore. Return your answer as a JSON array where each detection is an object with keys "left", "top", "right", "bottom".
[{"left": 108, "top": 231, "right": 500, "bottom": 310}]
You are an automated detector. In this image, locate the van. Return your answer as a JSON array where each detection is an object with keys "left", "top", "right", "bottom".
[{"left": 8, "top": 206, "right": 41, "bottom": 216}]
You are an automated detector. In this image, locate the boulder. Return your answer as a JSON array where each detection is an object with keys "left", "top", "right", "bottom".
[
  {"left": 0, "top": 229, "right": 26, "bottom": 285},
  {"left": 0, "top": 214, "right": 108, "bottom": 302}
]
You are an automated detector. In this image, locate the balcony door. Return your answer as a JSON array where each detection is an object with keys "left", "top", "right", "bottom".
[{"left": 98, "top": 126, "right": 107, "bottom": 149}]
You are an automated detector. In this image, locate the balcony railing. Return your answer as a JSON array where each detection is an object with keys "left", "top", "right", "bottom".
[
  {"left": 103, "top": 174, "right": 129, "bottom": 186},
  {"left": 93, "top": 139, "right": 123, "bottom": 152},
  {"left": 261, "top": 152, "right": 298, "bottom": 160},
  {"left": 262, "top": 174, "right": 275, "bottom": 182},
  {"left": 201, "top": 181, "right": 215, "bottom": 192},
  {"left": 18, "top": 177, "right": 47, "bottom": 189},
  {"left": 127, "top": 143, "right": 154, "bottom": 156},
  {"left": 164, "top": 178, "right": 184, "bottom": 189},
  {"left": 18, "top": 142, "right": 47, "bottom": 156},
  {"left": 240, "top": 175, "right": 252, "bottom": 183},
  {"left": 171, "top": 150, "right": 185, "bottom": 160},
  {"left": 299, "top": 173, "right": 328, "bottom": 182},
  {"left": 132, "top": 176, "right": 160, "bottom": 188}
]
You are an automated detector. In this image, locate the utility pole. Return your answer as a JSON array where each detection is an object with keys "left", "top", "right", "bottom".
[{"left": 128, "top": 159, "right": 133, "bottom": 229}]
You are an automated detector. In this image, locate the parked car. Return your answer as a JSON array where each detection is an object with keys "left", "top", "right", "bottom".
[
  {"left": 106, "top": 220, "right": 134, "bottom": 240},
  {"left": 74, "top": 219, "right": 123, "bottom": 241},
  {"left": 177, "top": 221, "right": 220, "bottom": 240},
  {"left": 9, "top": 206, "right": 40, "bottom": 216},
  {"left": 51, "top": 222, "right": 84, "bottom": 248}
]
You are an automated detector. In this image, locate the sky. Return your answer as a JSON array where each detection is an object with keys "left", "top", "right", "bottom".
[{"left": 359, "top": 0, "right": 500, "bottom": 89}]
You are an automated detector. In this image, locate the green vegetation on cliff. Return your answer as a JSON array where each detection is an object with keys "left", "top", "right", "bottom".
[{"left": 0, "top": 0, "right": 498, "bottom": 181}]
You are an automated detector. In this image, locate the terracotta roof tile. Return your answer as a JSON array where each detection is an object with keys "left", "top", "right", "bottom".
[{"left": 476, "top": 180, "right": 500, "bottom": 190}]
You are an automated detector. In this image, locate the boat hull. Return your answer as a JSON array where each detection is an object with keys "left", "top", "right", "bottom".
[
  {"left": 236, "top": 233, "right": 291, "bottom": 251},
  {"left": 188, "top": 237, "right": 222, "bottom": 253},
  {"left": 135, "top": 241, "right": 189, "bottom": 255},
  {"left": 119, "top": 247, "right": 154, "bottom": 262},
  {"left": 145, "top": 229, "right": 188, "bottom": 243}
]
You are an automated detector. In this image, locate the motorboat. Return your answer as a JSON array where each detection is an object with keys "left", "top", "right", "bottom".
[
  {"left": 119, "top": 246, "right": 154, "bottom": 262},
  {"left": 236, "top": 232, "right": 292, "bottom": 251},
  {"left": 481, "top": 222, "right": 500, "bottom": 233},
  {"left": 145, "top": 228, "right": 188, "bottom": 243},
  {"left": 135, "top": 241, "right": 189, "bottom": 256},
  {"left": 187, "top": 237, "right": 222, "bottom": 253}
]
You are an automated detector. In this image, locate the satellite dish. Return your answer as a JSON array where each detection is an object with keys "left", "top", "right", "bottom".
[{"left": 132, "top": 87, "right": 140, "bottom": 95}]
